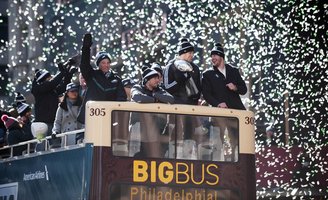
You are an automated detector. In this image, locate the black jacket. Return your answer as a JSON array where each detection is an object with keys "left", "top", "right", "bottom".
[
  {"left": 77, "top": 47, "right": 127, "bottom": 124},
  {"left": 202, "top": 64, "right": 247, "bottom": 110},
  {"left": 131, "top": 84, "right": 174, "bottom": 104},
  {"left": 163, "top": 59, "right": 201, "bottom": 105},
  {"left": 31, "top": 72, "right": 67, "bottom": 123},
  {"left": 7, "top": 121, "right": 31, "bottom": 156}
]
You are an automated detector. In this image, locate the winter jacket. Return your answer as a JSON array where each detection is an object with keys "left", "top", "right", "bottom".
[
  {"left": 202, "top": 64, "right": 247, "bottom": 110},
  {"left": 163, "top": 59, "right": 201, "bottom": 105},
  {"left": 53, "top": 96, "right": 82, "bottom": 134},
  {"left": 131, "top": 84, "right": 174, "bottom": 104},
  {"left": 21, "top": 119, "right": 34, "bottom": 140},
  {"left": 7, "top": 121, "right": 31, "bottom": 156},
  {"left": 77, "top": 46, "right": 127, "bottom": 124},
  {"left": 31, "top": 72, "right": 67, "bottom": 123}
]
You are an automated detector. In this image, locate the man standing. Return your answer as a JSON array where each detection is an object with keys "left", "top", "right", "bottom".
[
  {"left": 77, "top": 33, "right": 127, "bottom": 124},
  {"left": 31, "top": 62, "right": 74, "bottom": 140},
  {"left": 132, "top": 67, "right": 174, "bottom": 104},
  {"left": 130, "top": 67, "right": 174, "bottom": 158},
  {"left": 163, "top": 38, "right": 203, "bottom": 153},
  {"left": 202, "top": 42, "right": 247, "bottom": 109},
  {"left": 163, "top": 38, "right": 201, "bottom": 105},
  {"left": 202, "top": 42, "right": 247, "bottom": 161}
]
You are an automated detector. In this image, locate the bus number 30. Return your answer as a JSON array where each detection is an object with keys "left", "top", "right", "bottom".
[
  {"left": 89, "top": 108, "right": 106, "bottom": 116},
  {"left": 245, "top": 116, "right": 255, "bottom": 125}
]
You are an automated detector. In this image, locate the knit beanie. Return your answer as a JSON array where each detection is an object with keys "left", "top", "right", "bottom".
[
  {"left": 35, "top": 69, "right": 51, "bottom": 83},
  {"left": 15, "top": 92, "right": 26, "bottom": 103},
  {"left": 16, "top": 102, "right": 31, "bottom": 117},
  {"left": 211, "top": 43, "right": 225, "bottom": 58},
  {"left": 142, "top": 68, "right": 159, "bottom": 85},
  {"left": 1, "top": 115, "right": 18, "bottom": 129},
  {"left": 95, "top": 51, "right": 111, "bottom": 67},
  {"left": 178, "top": 38, "right": 194, "bottom": 55},
  {"left": 66, "top": 82, "right": 79, "bottom": 92},
  {"left": 151, "top": 63, "right": 163, "bottom": 76}
]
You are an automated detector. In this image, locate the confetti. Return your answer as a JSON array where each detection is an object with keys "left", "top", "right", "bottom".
[{"left": 0, "top": 0, "right": 327, "bottom": 198}]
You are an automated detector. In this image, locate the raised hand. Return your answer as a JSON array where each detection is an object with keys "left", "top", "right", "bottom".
[{"left": 82, "top": 33, "right": 92, "bottom": 48}]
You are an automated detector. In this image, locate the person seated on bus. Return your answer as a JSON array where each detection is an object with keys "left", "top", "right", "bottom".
[
  {"left": 130, "top": 67, "right": 174, "bottom": 158},
  {"left": 1, "top": 115, "right": 32, "bottom": 156}
]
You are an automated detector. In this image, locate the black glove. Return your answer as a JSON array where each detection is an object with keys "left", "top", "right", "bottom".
[
  {"left": 57, "top": 62, "right": 66, "bottom": 73},
  {"left": 83, "top": 33, "right": 92, "bottom": 48},
  {"left": 69, "top": 67, "right": 78, "bottom": 75},
  {"left": 51, "top": 132, "right": 58, "bottom": 139}
]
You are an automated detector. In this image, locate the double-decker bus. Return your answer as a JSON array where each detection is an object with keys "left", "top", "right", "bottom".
[{"left": 0, "top": 101, "right": 256, "bottom": 200}]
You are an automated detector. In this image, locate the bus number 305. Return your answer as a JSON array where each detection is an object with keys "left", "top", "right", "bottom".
[{"left": 89, "top": 108, "right": 106, "bottom": 116}]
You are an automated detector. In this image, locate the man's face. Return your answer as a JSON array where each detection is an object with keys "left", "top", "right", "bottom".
[
  {"left": 146, "top": 76, "right": 160, "bottom": 90},
  {"left": 99, "top": 58, "right": 111, "bottom": 73},
  {"left": 25, "top": 110, "right": 32, "bottom": 119},
  {"left": 211, "top": 54, "right": 223, "bottom": 67},
  {"left": 45, "top": 75, "right": 52, "bottom": 82},
  {"left": 185, "top": 51, "right": 194, "bottom": 62}
]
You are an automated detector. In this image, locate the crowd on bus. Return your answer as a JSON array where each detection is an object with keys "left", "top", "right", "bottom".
[{"left": 0, "top": 33, "right": 252, "bottom": 158}]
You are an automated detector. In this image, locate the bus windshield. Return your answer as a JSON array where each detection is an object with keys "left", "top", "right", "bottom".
[{"left": 111, "top": 110, "right": 239, "bottom": 162}]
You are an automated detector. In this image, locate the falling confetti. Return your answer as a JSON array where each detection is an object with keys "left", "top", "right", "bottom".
[{"left": 0, "top": 0, "right": 327, "bottom": 198}]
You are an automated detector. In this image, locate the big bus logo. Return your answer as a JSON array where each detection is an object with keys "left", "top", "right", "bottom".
[{"left": 133, "top": 160, "right": 219, "bottom": 185}]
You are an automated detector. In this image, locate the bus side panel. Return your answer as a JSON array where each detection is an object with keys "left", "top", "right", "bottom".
[
  {"left": 0, "top": 146, "right": 92, "bottom": 200},
  {"left": 89, "top": 146, "right": 256, "bottom": 200}
]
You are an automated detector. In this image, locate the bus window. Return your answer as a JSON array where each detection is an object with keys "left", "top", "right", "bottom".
[{"left": 111, "top": 111, "right": 239, "bottom": 162}]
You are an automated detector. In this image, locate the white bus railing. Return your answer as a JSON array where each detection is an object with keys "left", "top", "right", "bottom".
[{"left": 0, "top": 129, "right": 85, "bottom": 159}]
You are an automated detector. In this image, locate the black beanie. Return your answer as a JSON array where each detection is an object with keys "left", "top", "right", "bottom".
[
  {"left": 95, "top": 51, "right": 111, "bottom": 67},
  {"left": 35, "top": 69, "right": 51, "bottom": 83},
  {"left": 211, "top": 43, "right": 225, "bottom": 58},
  {"left": 178, "top": 38, "right": 194, "bottom": 55},
  {"left": 16, "top": 102, "right": 31, "bottom": 117},
  {"left": 142, "top": 68, "right": 159, "bottom": 85}
]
